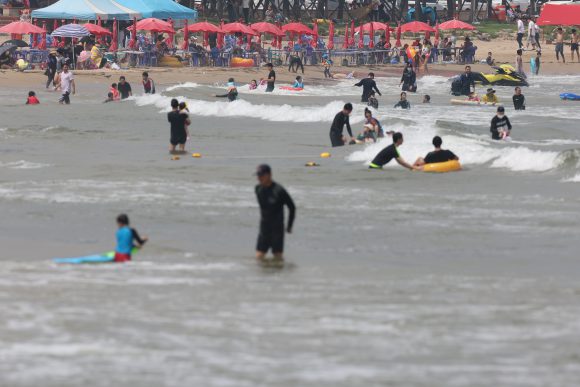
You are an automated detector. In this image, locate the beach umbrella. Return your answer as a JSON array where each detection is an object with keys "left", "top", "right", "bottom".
[
  {"left": 327, "top": 21, "right": 334, "bottom": 50},
  {"left": 222, "top": 22, "right": 255, "bottom": 35},
  {"left": 282, "top": 22, "right": 314, "bottom": 35},
  {"left": 217, "top": 20, "right": 224, "bottom": 49},
  {"left": 129, "top": 18, "right": 175, "bottom": 34},
  {"left": 369, "top": 21, "right": 374, "bottom": 48},
  {"left": 385, "top": 24, "right": 391, "bottom": 47},
  {"left": 343, "top": 22, "right": 349, "bottom": 48},
  {"left": 110, "top": 19, "right": 118, "bottom": 52},
  {"left": 182, "top": 19, "right": 189, "bottom": 50},
  {"left": 425, "top": 30, "right": 431, "bottom": 40},
  {"left": 51, "top": 24, "right": 90, "bottom": 69},
  {"left": 395, "top": 22, "right": 401, "bottom": 47},
  {"left": 31, "top": 20, "right": 39, "bottom": 48},
  {"left": 401, "top": 21, "right": 435, "bottom": 33},
  {"left": 358, "top": 24, "right": 363, "bottom": 48},
  {"left": 250, "top": 22, "right": 282, "bottom": 36},
  {"left": 311, "top": 21, "right": 318, "bottom": 48},
  {"left": 438, "top": 19, "right": 475, "bottom": 30},
  {"left": 0, "top": 21, "right": 44, "bottom": 35},
  {"left": 38, "top": 21, "right": 47, "bottom": 50},
  {"left": 82, "top": 23, "right": 112, "bottom": 36},
  {"left": 350, "top": 20, "right": 355, "bottom": 48},
  {"left": 434, "top": 22, "right": 440, "bottom": 46},
  {"left": 128, "top": 17, "right": 137, "bottom": 49},
  {"left": 52, "top": 20, "right": 59, "bottom": 47},
  {"left": 167, "top": 18, "right": 175, "bottom": 49},
  {"left": 1, "top": 39, "right": 28, "bottom": 47},
  {"left": 186, "top": 21, "right": 222, "bottom": 33},
  {"left": 361, "top": 22, "right": 391, "bottom": 32}
]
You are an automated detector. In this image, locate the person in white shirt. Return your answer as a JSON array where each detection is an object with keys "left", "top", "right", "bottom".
[
  {"left": 527, "top": 19, "right": 537, "bottom": 50},
  {"left": 516, "top": 17, "right": 524, "bottom": 49},
  {"left": 534, "top": 17, "right": 541, "bottom": 50},
  {"left": 57, "top": 63, "right": 75, "bottom": 105}
]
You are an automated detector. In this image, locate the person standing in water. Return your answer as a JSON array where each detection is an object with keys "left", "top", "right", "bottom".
[
  {"left": 114, "top": 214, "right": 147, "bottom": 263},
  {"left": 490, "top": 106, "right": 512, "bottom": 140},
  {"left": 369, "top": 132, "right": 417, "bottom": 170},
  {"left": 329, "top": 103, "right": 355, "bottom": 147},
  {"left": 255, "top": 164, "right": 296, "bottom": 263},
  {"left": 354, "top": 72, "right": 382, "bottom": 103},
  {"left": 117, "top": 76, "right": 132, "bottom": 100},
  {"left": 400, "top": 63, "right": 416, "bottom": 92},
  {"left": 515, "top": 49, "right": 526, "bottom": 78},
  {"left": 167, "top": 98, "right": 190, "bottom": 152},
  {"left": 571, "top": 29, "right": 579, "bottom": 62},
  {"left": 459, "top": 65, "right": 475, "bottom": 96},
  {"left": 554, "top": 27, "right": 565, "bottom": 63},
  {"left": 394, "top": 92, "right": 411, "bottom": 109},
  {"left": 57, "top": 63, "right": 75, "bottom": 105},
  {"left": 265, "top": 63, "right": 276, "bottom": 92},
  {"left": 513, "top": 86, "right": 525, "bottom": 110},
  {"left": 142, "top": 72, "right": 156, "bottom": 94}
]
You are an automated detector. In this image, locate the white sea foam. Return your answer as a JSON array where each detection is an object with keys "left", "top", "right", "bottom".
[
  {"left": 0, "top": 161, "right": 51, "bottom": 170},
  {"left": 164, "top": 82, "right": 200, "bottom": 92}
]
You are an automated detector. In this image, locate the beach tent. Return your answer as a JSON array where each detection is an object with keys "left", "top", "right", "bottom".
[
  {"left": 32, "top": 0, "right": 141, "bottom": 21},
  {"left": 115, "top": 0, "right": 197, "bottom": 20},
  {"left": 537, "top": 4, "right": 580, "bottom": 26}
]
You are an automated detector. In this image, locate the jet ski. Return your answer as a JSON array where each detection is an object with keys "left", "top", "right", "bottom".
[{"left": 451, "top": 64, "right": 528, "bottom": 95}]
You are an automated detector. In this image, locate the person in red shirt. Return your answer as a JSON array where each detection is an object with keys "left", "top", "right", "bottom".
[
  {"left": 109, "top": 83, "right": 120, "bottom": 101},
  {"left": 26, "top": 91, "right": 39, "bottom": 105}
]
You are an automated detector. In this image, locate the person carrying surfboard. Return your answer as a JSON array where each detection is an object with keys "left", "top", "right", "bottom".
[{"left": 114, "top": 214, "right": 147, "bottom": 263}]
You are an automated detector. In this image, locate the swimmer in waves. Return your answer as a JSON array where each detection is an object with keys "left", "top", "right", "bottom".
[
  {"left": 369, "top": 132, "right": 418, "bottom": 170},
  {"left": 490, "top": 106, "right": 512, "bottom": 140},
  {"left": 413, "top": 136, "right": 459, "bottom": 169},
  {"left": 356, "top": 108, "right": 393, "bottom": 144},
  {"left": 215, "top": 77, "right": 238, "bottom": 101}
]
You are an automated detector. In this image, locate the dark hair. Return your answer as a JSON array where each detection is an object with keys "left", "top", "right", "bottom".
[
  {"left": 344, "top": 103, "right": 353, "bottom": 111},
  {"left": 497, "top": 106, "right": 505, "bottom": 113},
  {"left": 424, "top": 94, "right": 430, "bottom": 102},
  {"left": 28, "top": 91, "right": 35, "bottom": 97},
  {"left": 171, "top": 98, "right": 179, "bottom": 109},
  {"left": 228, "top": 77, "right": 234, "bottom": 82},
  {"left": 432, "top": 136, "right": 442, "bottom": 148},
  {"left": 142, "top": 71, "right": 149, "bottom": 77},
  {"left": 400, "top": 92, "right": 407, "bottom": 98},
  {"left": 364, "top": 107, "right": 371, "bottom": 115},
  {"left": 266, "top": 62, "right": 273, "bottom": 67},
  {"left": 117, "top": 214, "right": 129, "bottom": 225},
  {"left": 112, "top": 83, "right": 117, "bottom": 88},
  {"left": 572, "top": 29, "right": 577, "bottom": 33},
  {"left": 119, "top": 76, "right": 126, "bottom": 81},
  {"left": 108, "top": 92, "right": 113, "bottom": 98},
  {"left": 517, "top": 49, "right": 522, "bottom": 55},
  {"left": 179, "top": 102, "right": 187, "bottom": 109},
  {"left": 251, "top": 79, "right": 257, "bottom": 83},
  {"left": 368, "top": 72, "right": 374, "bottom": 77},
  {"left": 393, "top": 132, "right": 403, "bottom": 143},
  {"left": 465, "top": 65, "right": 471, "bottom": 70}
]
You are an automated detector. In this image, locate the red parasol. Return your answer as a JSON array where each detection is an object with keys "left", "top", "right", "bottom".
[
  {"left": 401, "top": 21, "right": 435, "bottom": 33},
  {"left": 282, "top": 22, "right": 314, "bottom": 35},
  {"left": 0, "top": 21, "right": 44, "bottom": 35},
  {"left": 110, "top": 18, "right": 118, "bottom": 52},
  {"left": 361, "top": 22, "right": 391, "bottom": 32},
  {"left": 217, "top": 20, "right": 224, "bottom": 49},
  {"left": 128, "top": 18, "right": 175, "bottom": 34},
  {"left": 222, "top": 22, "right": 255, "bottom": 35},
  {"left": 128, "top": 16, "right": 137, "bottom": 49},
  {"left": 438, "top": 19, "right": 475, "bottom": 30},
  {"left": 425, "top": 30, "right": 431, "bottom": 40},
  {"left": 38, "top": 21, "right": 47, "bottom": 50},
  {"left": 350, "top": 20, "right": 355, "bottom": 48},
  {"left": 166, "top": 18, "right": 174, "bottom": 48},
  {"left": 358, "top": 23, "right": 363, "bottom": 48},
  {"left": 343, "top": 22, "right": 349, "bottom": 48},
  {"left": 31, "top": 19, "right": 38, "bottom": 48},
  {"left": 96, "top": 17, "right": 102, "bottom": 44},
  {"left": 395, "top": 22, "right": 401, "bottom": 47},
  {"left": 434, "top": 22, "right": 440, "bottom": 46},
  {"left": 327, "top": 21, "right": 334, "bottom": 49},
  {"left": 385, "top": 23, "right": 391, "bottom": 47},
  {"left": 311, "top": 21, "right": 318, "bottom": 48},
  {"left": 182, "top": 19, "right": 189, "bottom": 50},
  {"left": 52, "top": 19, "right": 59, "bottom": 47},
  {"left": 250, "top": 22, "right": 282, "bottom": 36},
  {"left": 83, "top": 23, "right": 112, "bottom": 36},
  {"left": 186, "top": 21, "right": 222, "bottom": 33},
  {"left": 369, "top": 21, "right": 374, "bottom": 48}
]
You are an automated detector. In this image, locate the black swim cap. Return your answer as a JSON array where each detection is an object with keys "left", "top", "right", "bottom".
[
  {"left": 171, "top": 99, "right": 179, "bottom": 108},
  {"left": 432, "top": 136, "right": 442, "bottom": 148},
  {"left": 344, "top": 103, "right": 353, "bottom": 111},
  {"left": 497, "top": 106, "right": 505, "bottom": 113},
  {"left": 255, "top": 164, "right": 271, "bottom": 176}
]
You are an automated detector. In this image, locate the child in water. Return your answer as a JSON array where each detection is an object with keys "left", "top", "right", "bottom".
[
  {"left": 249, "top": 79, "right": 258, "bottom": 90},
  {"left": 468, "top": 91, "right": 480, "bottom": 102},
  {"left": 110, "top": 83, "right": 120, "bottom": 101},
  {"left": 394, "top": 92, "right": 411, "bottom": 109},
  {"left": 216, "top": 78, "right": 238, "bottom": 101},
  {"left": 367, "top": 91, "right": 379, "bottom": 109},
  {"left": 179, "top": 101, "right": 191, "bottom": 141},
  {"left": 423, "top": 95, "right": 431, "bottom": 103},
  {"left": 103, "top": 92, "right": 114, "bottom": 103},
  {"left": 114, "top": 214, "right": 147, "bottom": 262},
  {"left": 26, "top": 91, "right": 39, "bottom": 105},
  {"left": 293, "top": 76, "right": 304, "bottom": 89},
  {"left": 322, "top": 55, "right": 332, "bottom": 78}
]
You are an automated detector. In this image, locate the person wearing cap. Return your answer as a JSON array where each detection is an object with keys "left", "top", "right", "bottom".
[
  {"left": 413, "top": 136, "right": 459, "bottom": 168},
  {"left": 490, "top": 106, "right": 512, "bottom": 140},
  {"left": 329, "top": 103, "right": 355, "bottom": 147},
  {"left": 254, "top": 164, "right": 296, "bottom": 262},
  {"left": 264, "top": 63, "right": 276, "bottom": 92},
  {"left": 354, "top": 72, "right": 382, "bottom": 103},
  {"left": 369, "top": 132, "right": 417, "bottom": 170},
  {"left": 45, "top": 49, "right": 58, "bottom": 89},
  {"left": 482, "top": 88, "right": 499, "bottom": 105}
]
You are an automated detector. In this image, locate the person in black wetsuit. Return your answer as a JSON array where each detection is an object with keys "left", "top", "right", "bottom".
[
  {"left": 512, "top": 86, "right": 525, "bottom": 110},
  {"left": 400, "top": 63, "right": 417, "bottom": 92},
  {"left": 167, "top": 98, "right": 190, "bottom": 152},
  {"left": 329, "top": 103, "right": 355, "bottom": 147},
  {"left": 216, "top": 77, "right": 238, "bottom": 101},
  {"left": 394, "top": 92, "right": 411, "bottom": 109},
  {"left": 354, "top": 72, "right": 382, "bottom": 103},
  {"left": 459, "top": 65, "right": 475, "bottom": 96},
  {"left": 413, "top": 136, "right": 459, "bottom": 168},
  {"left": 264, "top": 63, "right": 276, "bottom": 92},
  {"left": 369, "top": 132, "right": 417, "bottom": 170},
  {"left": 490, "top": 106, "right": 512, "bottom": 140},
  {"left": 255, "top": 164, "right": 296, "bottom": 262}
]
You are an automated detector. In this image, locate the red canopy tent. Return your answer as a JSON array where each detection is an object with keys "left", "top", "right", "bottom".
[
  {"left": 438, "top": 19, "right": 476, "bottom": 30},
  {"left": 83, "top": 23, "right": 112, "bottom": 36},
  {"left": 0, "top": 21, "right": 44, "bottom": 34},
  {"left": 385, "top": 24, "right": 391, "bottom": 47},
  {"left": 537, "top": 3, "right": 580, "bottom": 25},
  {"left": 369, "top": 22, "right": 374, "bottom": 48},
  {"left": 358, "top": 24, "right": 363, "bottom": 48},
  {"left": 167, "top": 19, "right": 175, "bottom": 48},
  {"left": 401, "top": 21, "right": 435, "bottom": 33},
  {"left": 282, "top": 22, "right": 314, "bottom": 35},
  {"left": 128, "top": 18, "right": 175, "bottom": 34},
  {"left": 52, "top": 19, "right": 59, "bottom": 47},
  {"left": 182, "top": 19, "right": 189, "bottom": 50},
  {"left": 350, "top": 20, "right": 355, "bottom": 47}
]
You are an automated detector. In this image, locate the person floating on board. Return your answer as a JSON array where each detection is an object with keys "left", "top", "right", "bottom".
[
  {"left": 513, "top": 86, "right": 526, "bottom": 110},
  {"left": 394, "top": 92, "right": 411, "bottom": 109},
  {"left": 216, "top": 78, "right": 238, "bottom": 101},
  {"left": 482, "top": 88, "right": 499, "bottom": 105},
  {"left": 293, "top": 76, "right": 304, "bottom": 89},
  {"left": 490, "top": 106, "right": 512, "bottom": 140},
  {"left": 26, "top": 91, "right": 39, "bottom": 105},
  {"left": 255, "top": 164, "right": 296, "bottom": 263},
  {"left": 114, "top": 214, "right": 147, "bottom": 263},
  {"left": 142, "top": 71, "right": 156, "bottom": 94},
  {"left": 413, "top": 136, "right": 459, "bottom": 168},
  {"left": 249, "top": 79, "right": 258, "bottom": 90},
  {"left": 354, "top": 72, "right": 382, "bottom": 103},
  {"left": 369, "top": 132, "right": 417, "bottom": 170},
  {"left": 329, "top": 103, "right": 355, "bottom": 147}
]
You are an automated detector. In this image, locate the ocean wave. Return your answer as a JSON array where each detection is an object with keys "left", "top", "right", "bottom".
[{"left": 0, "top": 161, "right": 51, "bottom": 170}]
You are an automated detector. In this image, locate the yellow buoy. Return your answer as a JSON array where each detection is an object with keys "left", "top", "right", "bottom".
[
  {"left": 192, "top": 153, "right": 202, "bottom": 158},
  {"left": 320, "top": 152, "right": 331, "bottom": 158},
  {"left": 305, "top": 162, "right": 320, "bottom": 167},
  {"left": 171, "top": 156, "right": 180, "bottom": 160}
]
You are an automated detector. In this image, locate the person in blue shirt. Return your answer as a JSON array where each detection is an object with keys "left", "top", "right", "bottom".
[
  {"left": 114, "top": 214, "right": 147, "bottom": 262},
  {"left": 293, "top": 76, "right": 304, "bottom": 89}
]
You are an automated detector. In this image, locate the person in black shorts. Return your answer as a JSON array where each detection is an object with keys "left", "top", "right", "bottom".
[
  {"left": 329, "top": 103, "right": 355, "bottom": 147},
  {"left": 167, "top": 99, "right": 190, "bottom": 152},
  {"left": 413, "top": 136, "right": 459, "bottom": 168},
  {"left": 255, "top": 164, "right": 296, "bottom": 262},
  {"left": 264, "top": 63, "right": 276, "bottom": 92},
  {"left": 369, "top": 132, "right": 416, "bottom": 170}
]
